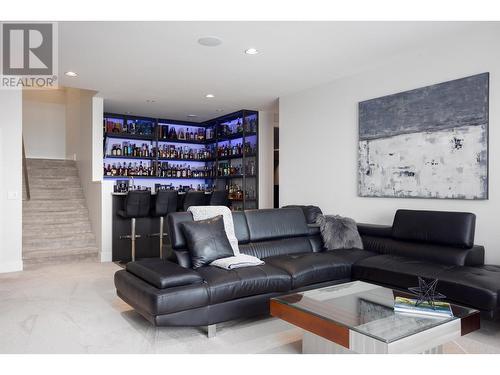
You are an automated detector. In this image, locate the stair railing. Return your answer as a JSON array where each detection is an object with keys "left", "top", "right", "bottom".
[{"left": 22, "top": 136, "right": 31, "bottom": 201}]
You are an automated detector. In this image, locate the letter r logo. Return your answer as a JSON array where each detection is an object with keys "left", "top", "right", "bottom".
[{"left": 2, "top": 23, "right": 53, "bottom": 75}]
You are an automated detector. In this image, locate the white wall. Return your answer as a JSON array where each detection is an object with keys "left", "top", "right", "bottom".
[
  {"left": 65, "top": 88, "right": 106, "bottom": 260},
  {"left": 280, "top": 24, "right": 500, "bottom": 264},
  {"left": 22, "top": 89, "right": 67, "bottom": 159},
  {"left": 0, "top": 90, "right": 23, "bottom": 273}
]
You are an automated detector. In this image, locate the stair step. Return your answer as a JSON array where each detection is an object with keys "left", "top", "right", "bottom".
[
  {"left": 23, "top": 221, "right": 92, "bottom": 237},
  {"left": 27, "top": 178, "right": 82, "bottom": 188},
  {"left": 27, "top": 167, "right": 79, "bottom": 176},
  {"left": 23, "top": 246, "right": 99, "bottom": 261},
  {"left": 29, "top": 190, "right": 85, "bottom": 200},
  {"left": 23, "top": 213, "right": 88, "bottom": 226},
  {"left": 23, "top": 234, "right": 97, "bottom": 251},
  {"left": 23, "top": 199, "right": 88, "bottom": 211},
  {"left": 23, "top": 206, "right": 89, "bottom": 215},
  {"left": 27, "top": 158, "right": 76, "bottom": 166}
]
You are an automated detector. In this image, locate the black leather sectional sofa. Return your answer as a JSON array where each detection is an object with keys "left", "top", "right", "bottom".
[{"left": 114, "top": 207, "right": 500, "bottom": 335}]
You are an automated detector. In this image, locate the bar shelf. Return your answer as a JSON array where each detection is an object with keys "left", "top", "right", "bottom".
[{"left": 103, "top": 109, "right": 259, "bottom": 209}]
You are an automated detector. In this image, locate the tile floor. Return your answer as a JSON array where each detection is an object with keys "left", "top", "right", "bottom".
[{"left": 0, "top": 261, "right": 499, "bottom": 354}]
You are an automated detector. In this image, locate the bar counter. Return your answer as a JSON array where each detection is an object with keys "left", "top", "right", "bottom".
[{"left": 111, "top": 190, "right": 212, "bottom": 262}]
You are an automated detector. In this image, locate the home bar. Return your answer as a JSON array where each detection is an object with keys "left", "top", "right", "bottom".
[{"left": 104, "top": 110, "right": 259, "bottom": 261}]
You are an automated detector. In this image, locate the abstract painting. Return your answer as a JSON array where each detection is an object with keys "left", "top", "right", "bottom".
[{"left": 358, "top": 73, "right": 489, "bottom": 200}]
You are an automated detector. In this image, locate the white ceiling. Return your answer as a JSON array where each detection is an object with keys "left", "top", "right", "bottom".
[{"left": 59, "top": 21, "right": 483, "bottom": 122}]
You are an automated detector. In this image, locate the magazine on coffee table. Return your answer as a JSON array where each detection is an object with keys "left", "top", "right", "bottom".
[{"left": 394, "top": 296, "right": 453, "bottom": 318}]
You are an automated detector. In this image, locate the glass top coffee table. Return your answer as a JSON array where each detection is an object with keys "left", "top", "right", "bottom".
[{"left": 270, "top": 281, "right": 480, "bottom": 354}]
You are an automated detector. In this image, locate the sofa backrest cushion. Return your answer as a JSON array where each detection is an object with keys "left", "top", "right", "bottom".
[
  {"left": 361, "top": 235, "right": 484, "bottom": 266},
  {"left": 232, "top": 211, "right": 250, "bottom": 244},
  {"left": 244, "top": 208, "right": 309, "bottom": 242},
  {"left": 167, "top": 211, "right": 193, "bottom": 250},
  {"left": 282, "top": 205, "right": 323, "bottom": 224},
  {"left": 239, "top": 237, "right": 314, "bottom": 259},
  {"left": 168, "top": 208, "right": 311, "bottom": 251},
  {"left": 392, "top": 209, "right": 476, "bottom": 249}
]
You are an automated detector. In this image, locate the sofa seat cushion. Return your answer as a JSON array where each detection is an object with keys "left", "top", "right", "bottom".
[
  {"left": 126, "top": 258, "right": 203, "bottom": 289},
  {"left": 326, "top": 248, "right": 379, "bottom": 264},
  {"left": 196, "top": 264, "right": 291, "bottom": 304},
  {"left": 114, "top": 270, "right": 209, "bottom": 316},
  {"left": 434, "top": 265, "right": 500, "bottom": 311},
  {"left": 266, "top": 249, "right": 376, "bottom": 289},
  {"left": 352, "top": 254, "right": 454, "bottom": 290}
]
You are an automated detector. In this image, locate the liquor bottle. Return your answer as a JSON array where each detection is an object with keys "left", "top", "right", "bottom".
[
  {"left": 250, "top": 118, "right": 257, "bottom": 133},
  {"left": 169, "top": 127, "right": 177, "bottom": 140}
]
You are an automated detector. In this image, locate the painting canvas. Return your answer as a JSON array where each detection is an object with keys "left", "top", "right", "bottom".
[{"left": 358, "top": 73, "right": 489, "bottom": 199}]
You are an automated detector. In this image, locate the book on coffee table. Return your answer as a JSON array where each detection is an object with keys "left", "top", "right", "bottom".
[{"left": 394, "top": 296, "right": 453, "bottom": 318}]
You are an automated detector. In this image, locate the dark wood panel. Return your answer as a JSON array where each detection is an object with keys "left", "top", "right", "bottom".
[
  {"left": 270, "top": 299, "right": 350, "bottom": 348},
  {"left": 461, "top": 311, "right": 481, "bottom": 336}
]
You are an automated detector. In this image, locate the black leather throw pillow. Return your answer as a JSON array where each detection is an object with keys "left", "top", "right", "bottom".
[{"left": 180, "top": 215, "right": 234, "bottom": 269}]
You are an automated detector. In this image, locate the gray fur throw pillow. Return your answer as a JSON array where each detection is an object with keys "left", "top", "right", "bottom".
[{"left": 316, "top": 214, "right": 363, "bottom": 250}]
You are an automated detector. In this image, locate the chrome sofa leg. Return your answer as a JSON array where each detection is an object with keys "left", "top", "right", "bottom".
[
  {"left": 159, "top": 216, "right": 164, "bottom": 259},
  {"left": 131, "top": 218, "right": 136, "bottom": 262},
  {"left": 207, "top": 324, "right": 216, "bottom": 338}
]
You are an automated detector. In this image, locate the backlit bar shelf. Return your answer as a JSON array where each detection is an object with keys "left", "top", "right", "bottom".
[
  {"left": 103, "top": 175, "right": 215, "bottom": 180},
  {"left": 104, "top": 132, "right": 154, "bottom": 141},
  {"left": 103, "top": 109, "right": 259, "bottom": 209},
  {"left": 104, "top": 155, "right": 154, "bottom": 160}
]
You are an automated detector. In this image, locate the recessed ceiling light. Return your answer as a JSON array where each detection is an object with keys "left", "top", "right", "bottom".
[
  {"left": 205, "top": 94, "right": 215, "bottom": 98},
  {"left": 146, "top": 99, "right": 156, "bottom": 103},
  {"left": 187, "top": 114, "right": 198, "bottom": 118},
  {"left": 198, "top": 36, "right": 222, "bottom": 47},
  {"left": 65, "top": 71, "right": 78, "bottom": 77},
  {"left": 245, "top": 48, "right": 258, "bottom": 55}
]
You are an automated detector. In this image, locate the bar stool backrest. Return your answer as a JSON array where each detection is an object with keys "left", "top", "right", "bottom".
[
  {"left": 182, "top": 191, "right": 208, "bottom": 211},
  {"left": 209, "top": 190, "right": 230, "bottom": 207},
  {"left": 155, "top": 190, "right": 178, "bottom": 217},
  {"left": 123, "top": 190, "right": 151, "bottom": 218}
]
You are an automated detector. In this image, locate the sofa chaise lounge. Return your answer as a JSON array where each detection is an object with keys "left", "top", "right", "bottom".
[{"left": 114, "top": 207, "right": 500, "bottom": 336}]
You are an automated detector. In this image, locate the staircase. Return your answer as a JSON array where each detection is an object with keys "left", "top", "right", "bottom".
[{"left": 22, "top": 158, "right": 99, "bottom": 264}]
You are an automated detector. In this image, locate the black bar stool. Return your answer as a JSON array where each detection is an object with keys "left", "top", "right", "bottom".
[
  {"left": 118, "top": 190, "right": 151, "bottom": 262},
  {"left": 182, "top": 191, "right": 208, "bottom": 211},
  {"left": 209, "top": 190, "right": 230, "bottom": 207},
  {"left": 150, "top": 190, "right": 178, "bottom": 259}
]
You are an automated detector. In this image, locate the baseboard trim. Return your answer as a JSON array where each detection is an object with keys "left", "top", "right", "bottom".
[
  {"left": 100, "top": 251, "right": 112, "bottom": 262},
  {"left": 0, "top": 259, "right": 23, "bottom": 273}
]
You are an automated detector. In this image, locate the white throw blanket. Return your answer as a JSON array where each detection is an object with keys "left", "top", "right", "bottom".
[
  {"left": 210, "top": 254, "right": 264, "bottom": 270},
  {"left": 187, "top": 205, "right": 240, "bottom": 255}
]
